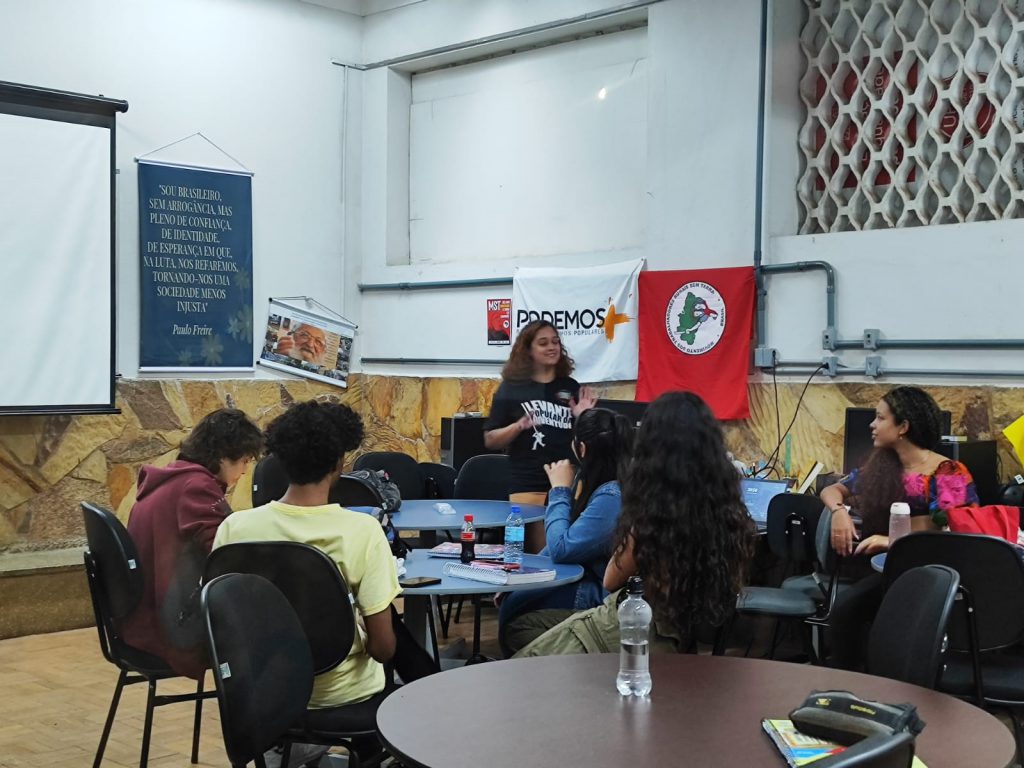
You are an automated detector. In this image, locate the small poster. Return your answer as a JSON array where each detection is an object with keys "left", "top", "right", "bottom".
[
  {"left": 487, "top": 298, "right": 511, "bottom": 345},
  {"left": 258, "top": 299, "right": 355, "bottom": 388}
]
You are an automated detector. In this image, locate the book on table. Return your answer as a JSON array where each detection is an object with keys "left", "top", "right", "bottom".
[
  {"left": 427, "top": 542, "right": 504, "bottom": 559},
  {"left": 441, "top": 560, "right": 556, "bottom": 585},
  {"left": 761, "top": 719, "right": 928, "bottom": 767}
]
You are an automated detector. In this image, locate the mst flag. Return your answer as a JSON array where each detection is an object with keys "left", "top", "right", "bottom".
[
  {"left": 636, "top": 267, "right": 755, "bottom": 419},
  {"left": 513, "top": 259, "right": 643, "bottom": 383}
]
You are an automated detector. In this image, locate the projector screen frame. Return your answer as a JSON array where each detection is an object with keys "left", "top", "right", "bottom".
[{"left": 0, "top": 81, "right": 127, "bottom": 417}]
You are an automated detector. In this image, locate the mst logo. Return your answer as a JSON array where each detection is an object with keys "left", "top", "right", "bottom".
[{"left": 665, "top": 281, "right": 726, "bottom": 355}]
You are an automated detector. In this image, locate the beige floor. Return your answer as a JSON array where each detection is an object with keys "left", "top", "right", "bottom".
[{"left": 0, "top": 604, "right": 500, "bottom": 768}]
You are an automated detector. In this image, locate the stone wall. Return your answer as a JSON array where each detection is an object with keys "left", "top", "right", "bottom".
[{"left": 2, "top": 375, "right": 1022, "bottom": 555}]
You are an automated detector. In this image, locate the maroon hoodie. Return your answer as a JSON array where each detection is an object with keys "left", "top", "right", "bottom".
[{"left": 119, "top": 460, "right": 231, "bottom": 680}]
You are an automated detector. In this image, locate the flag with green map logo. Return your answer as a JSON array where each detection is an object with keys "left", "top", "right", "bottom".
[{"left": 636, "top": 267, "right": 754, "bottom": 419}]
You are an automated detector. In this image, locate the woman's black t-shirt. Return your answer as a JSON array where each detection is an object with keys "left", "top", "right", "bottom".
[{"left": 485, "top": 377, "right": 580, "bottom": 493}]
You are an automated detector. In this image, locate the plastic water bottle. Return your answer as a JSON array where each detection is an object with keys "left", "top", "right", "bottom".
[
  {"left": 460, "top": 515, "right": 476, "bottom": 563},
  {"left": 888, "top": 502, "right": 912, "bottom": 545},
  {"left": 616, "top": 576, "right": 653, "bottom": 696},
  {"left": 504, "top": 504, "right": 525, "bottom": 567}
]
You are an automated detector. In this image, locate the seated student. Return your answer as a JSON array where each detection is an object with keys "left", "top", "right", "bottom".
[
  {"left": 213, "top": 400, "right": 437, "bottom": 767},
  {"left": 120, "top": 407, "right": 263, "bottom": 681},
  {"left": 819, "top": 385, "right": 978, "bottom": 669},
  {"left": 498, "top": 407, "right": 634, "bottom": 657},
  {"left": 516, "top": 391, "right": 756, "bottom": 657}
]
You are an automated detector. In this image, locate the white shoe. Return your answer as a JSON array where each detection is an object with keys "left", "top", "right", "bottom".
[{"left": 263, "top": 743, "right": 331, "bottom": 768}]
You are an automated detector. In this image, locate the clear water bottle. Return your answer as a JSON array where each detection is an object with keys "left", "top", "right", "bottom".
[
  {"left": 616, "top": 576, "right": 653, "bottom": 696},
  {"left": 504, "top": 504, "right": 524, "bottom": 567},
  {"left": 460, "top": 515, "right": 476, "bottom": 563},
  {"left": 888, "top": 502, "right": 912, "bottom": 544}
]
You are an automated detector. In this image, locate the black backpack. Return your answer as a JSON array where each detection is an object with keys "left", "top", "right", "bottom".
[{"left": 347, "top": 468, "right": 402, "bottom": 512}]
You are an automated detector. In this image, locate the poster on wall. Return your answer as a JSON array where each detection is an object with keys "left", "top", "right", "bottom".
[
  {"left": 138, "top": 161, "right": 254, "bottom": 370},
  {"left": 487, "top": 298, "right": 511, "bottom": 345},
  {"left": 258, "top": 298, "right": 355, "bottom": 388}
]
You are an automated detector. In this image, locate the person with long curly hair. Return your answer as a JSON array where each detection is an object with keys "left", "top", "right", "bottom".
[
  {"left": 515, "top": 391, "right": 756, "bottom": 657},
  {"left": 818, "top": 385, "right": 977, "bottom": 669},
  {"left": 498, "top": 407, "right": 635, "bottom": 656},
  {"left": 484, "top": 320, "right": 596, "bottom": 551}
]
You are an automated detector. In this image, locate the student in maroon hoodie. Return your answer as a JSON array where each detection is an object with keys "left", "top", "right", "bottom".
[{"left": 119, "top": 407, "right": 263, "bottom": 679}]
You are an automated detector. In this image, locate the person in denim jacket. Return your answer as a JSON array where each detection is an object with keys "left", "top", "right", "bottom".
[{"left": 499, "top": 407, "right": 634, "bottom": 656}]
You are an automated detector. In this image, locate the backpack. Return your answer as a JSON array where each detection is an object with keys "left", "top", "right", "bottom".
[{"left": 347, "top": 468, "right": 402, "bottom": 512}]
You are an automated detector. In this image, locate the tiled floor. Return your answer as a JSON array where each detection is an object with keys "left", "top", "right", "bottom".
[{"left": 0, "top": 603, "right": 501, "bottom": 768}]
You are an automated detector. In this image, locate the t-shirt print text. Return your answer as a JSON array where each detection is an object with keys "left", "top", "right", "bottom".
[{"left": 524, "top": 400, "right": 572, "bottom": 430}]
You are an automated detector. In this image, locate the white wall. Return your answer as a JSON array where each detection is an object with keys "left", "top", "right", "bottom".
[
  {"left": 0, "top": 0, "right": 362, "bottom": 379},
  {"left": 356, "top": 0, "right": 765, "bottom": 377}
]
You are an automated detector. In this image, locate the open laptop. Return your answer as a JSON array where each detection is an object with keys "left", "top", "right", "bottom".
[{"left": 740, "top": 478, "right": 792, "bottom": 532}]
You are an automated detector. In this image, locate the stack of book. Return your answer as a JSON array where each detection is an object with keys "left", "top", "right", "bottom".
[
  {"left": 441, "top": 560, "right": 556, "bottom": 585},
  {"left": 427, "top": 542, "right": 504, "bottom": 560}
]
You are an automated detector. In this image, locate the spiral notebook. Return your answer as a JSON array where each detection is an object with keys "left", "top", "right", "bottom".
[
  {"left": 427, "top": 542, "right": 504, "bottom": 559},
  {"left": 441, "top": 561, "right": 556, "bottom": 585}
]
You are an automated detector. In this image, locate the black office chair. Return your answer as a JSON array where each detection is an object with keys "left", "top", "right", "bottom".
[
  {"left": 330, "top": 474, "right": 385, "bottom": 507},
  {"left": 251, "top": 453, "right": 289, "bottom": 507},
  {"left": 204, "top": 541, "right": 392, "bottom": 768},
  {"left": 813, "top": 731, "right": 915, "bottom": 768},
  {"left": 735, "top": 497, "right": 830, "bottom": 661},
  {"left": 202, "top": 573, "right": 315, "bottom": 768},
  {"left": 454, "top": 454, "right": 510, "bottom": 500},
  {"left": 353, "top": 452, "right": 426, "bottom": 500},
  {"left": 419, "top": 462, "right": 457, "bottom": 499},
  {"left": 883, "top": 532, "right": 1024, "bottom": 754},
  {"left": 867, "top": 565, "right": 959, "bottom": 689},
  {"left": 81, "top": 502, "right": 214, "bottom": 768}
]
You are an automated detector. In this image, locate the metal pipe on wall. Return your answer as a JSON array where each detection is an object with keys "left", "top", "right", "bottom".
[
  {"left": 361, "top": 357, "right": 500, "bottom": 365},
  {"left": 359, "top": 277, "right": 513, "bottom": 292}
]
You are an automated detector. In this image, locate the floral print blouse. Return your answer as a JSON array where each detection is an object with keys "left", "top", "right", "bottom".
[{"left": 842, "top": 459, "right": 979, "bottom": 528}]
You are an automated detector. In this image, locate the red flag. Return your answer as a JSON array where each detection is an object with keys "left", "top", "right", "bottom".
[{"left": 636, "top": 267, "right": 755, "bottom": 419}]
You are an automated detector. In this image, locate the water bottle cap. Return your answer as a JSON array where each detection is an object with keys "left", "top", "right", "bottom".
[
  {"left": 464, "top": 514, "right": 473, "bottom": 521},
  {"left": 510, "top": 504, "right": 520, "bottom": 514},
  {"left": 889, "top": 502, "right": 910, "bottom": 516},
  {"left": 626, "top": 576, "right": 644, "bottom": 595}
]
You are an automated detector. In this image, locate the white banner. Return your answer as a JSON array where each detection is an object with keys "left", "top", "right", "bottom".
[
  {"left": 512, "top": 259, "right": 643, "bottom": 383},
  {"left": 258, "top": 299, "right": 355, "bottom": 388}
]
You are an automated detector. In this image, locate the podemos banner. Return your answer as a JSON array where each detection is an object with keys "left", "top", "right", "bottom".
[
  {"left": 138, "top": 162, "right": 253, "bottom": 370},
  {"left": 512, "top": 259, "right": 643, "bottom": 383}
]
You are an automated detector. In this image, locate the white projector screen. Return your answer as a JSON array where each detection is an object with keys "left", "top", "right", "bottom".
[{"left": 0, "top": 82, "right": 125, "bottom": 415}]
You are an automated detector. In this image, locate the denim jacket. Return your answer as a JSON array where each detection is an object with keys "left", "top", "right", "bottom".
[{"left": 541, "top": 481, "right": 622, "bottom": 610}]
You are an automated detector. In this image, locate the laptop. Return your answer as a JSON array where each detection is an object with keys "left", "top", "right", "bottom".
[{"left": 740, "top": 478, "right": 792, "bottom": 532}]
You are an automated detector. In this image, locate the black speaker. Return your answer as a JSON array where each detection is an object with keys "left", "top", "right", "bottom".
[
  {"left": 439, "top": 415, "right": 501, "bottom": 472},
  {"left": 936, "top": 439, "right": 999, "bottom": 506}
]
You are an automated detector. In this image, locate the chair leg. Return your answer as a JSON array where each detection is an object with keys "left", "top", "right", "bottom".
[
  {"left": 766, "top": 620, "right": 782, "bottom": 660},
  {"left": 140, "top": 679, "right": 157, "bottom": 768},
  {"left": 190, "top": 677, "right": 204, "bottom": 763},
  {"left": 427, "top": 596, "right": 441, "bottom": 663},
  {"left": 454, "top": 596, "right": 465, "bottom": 624},
  {"left": 93, "top": 669, "right": 128, "bottom": 768}
]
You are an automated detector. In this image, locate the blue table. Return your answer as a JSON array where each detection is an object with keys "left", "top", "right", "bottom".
[
  {"left": 871, "top": 553, "right": 886, "bottom": 572},
  {"left": 385, "top": 499, "right": 546, "bottom": 531},
  {"left": 399, "top": 549, "right": 583, "bottom": 661}
]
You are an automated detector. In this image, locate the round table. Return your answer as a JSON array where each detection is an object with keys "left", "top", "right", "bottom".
[
  {"left": 353, "top": 499, "right": 546, "bottom": 531},
  {"left": 871, "top": 553, "right": 887, "bottom": 572},
  {"left": 376, "top": 654, "right": 1016, "bottom": 768}
]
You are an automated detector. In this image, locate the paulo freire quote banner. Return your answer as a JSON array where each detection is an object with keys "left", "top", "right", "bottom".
[{"left": 138, "top": 161, "right": 253, "bottom": 370}]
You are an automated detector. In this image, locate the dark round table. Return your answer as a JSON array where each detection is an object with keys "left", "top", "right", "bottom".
[{"left": 376, "top": 654, "right": 1016, "bottom": 768}]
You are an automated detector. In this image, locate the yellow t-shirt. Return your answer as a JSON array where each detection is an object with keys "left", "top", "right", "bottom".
[{"left": 212, "top": 501, "right": 401, "bottom": 708}]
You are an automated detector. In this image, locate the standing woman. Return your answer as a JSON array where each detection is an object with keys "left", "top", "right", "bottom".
[
  {"left": 819, "top": 385, "right": 978, "bottom": 669},
  {"left": 484, "top": 320, "right": 595, "bottom": 551}
]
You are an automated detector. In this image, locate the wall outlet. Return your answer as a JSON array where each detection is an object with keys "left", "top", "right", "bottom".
[
  {"left": 753, "top": 347, "right": 777, "bottom": 368},
  {"left": 863, "top": 328, "right": 880, "bottom": 350},
  {"left": 822, "top": 355, "right": 839, "bottom": 377},
  {"left": 822, "top": 326, "right": 837, "bottom": 350},
  {"left": 865, "top": 355, "right": 883, "bottom": 377}
]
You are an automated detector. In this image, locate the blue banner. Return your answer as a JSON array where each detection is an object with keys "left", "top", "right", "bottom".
[{"left": 138, "top": 162, "right": 253, "bottom": 369}]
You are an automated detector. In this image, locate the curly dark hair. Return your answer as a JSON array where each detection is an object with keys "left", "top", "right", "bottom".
[
  {"left": 501, "top": 320, "right": 575, "bottom": 382},
  {"left": 178, "top": 408, "right": 263, "bottom": 475},
  {"left": 614, "top": 391, "right": 755, "bottom": 638},
  {"left": 570, "top": 408, "right": 634, "bottom": 521},
  {"left": 851, "top": 386, "right": 943, "bottom": 535},
  {"left": 264, "top": 400, "right": 364, "bottom": 485}
]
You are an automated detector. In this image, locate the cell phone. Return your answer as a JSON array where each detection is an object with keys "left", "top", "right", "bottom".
[{"left": 399, "top": 576, "right": 442, "bottom": 588}]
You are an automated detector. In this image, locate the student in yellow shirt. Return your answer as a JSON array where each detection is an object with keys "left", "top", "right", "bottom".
[{"left": 213, "top": 400, "right": 436, "bottom": 765}]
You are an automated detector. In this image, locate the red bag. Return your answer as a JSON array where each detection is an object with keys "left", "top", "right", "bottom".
[{"left": 946, "top": 505, "right": 1021, "bottom": 543}]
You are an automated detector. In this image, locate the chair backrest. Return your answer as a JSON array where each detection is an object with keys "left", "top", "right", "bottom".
[
  {"left": 251, "top": 453, "right": 290, "bottom": 508},
  {"left": 419, "top": 461, "right": 457, "bottom": 499},
  {"left": 868, "top": 565, "right": 960, "bottom": 688},
  {"left": 764, "top": 493, "right": 822, "bottom": 563},
  {"left": 204, "top": 541, "right": 355, "bottom": 674},
  {"left": 814, "top": 731, "right": 915, "bottom": 768},
  {"left": 330, "top": 474, "right": 385, "bottom": 508},
  {"left": 202, "top": 573, "right": 314, "bottom": 768},
  {"left": 353, "top": 451, "right": 426, "bottom": 500},
  {"left": 81, "top": 501, "right": 145, "bottom": 623},
  {"left": 454, "top": 454, "right": 510, "bottom": 500},
  {"left": 884, "top": 532, "right": 1024, "bottom": 653}
]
